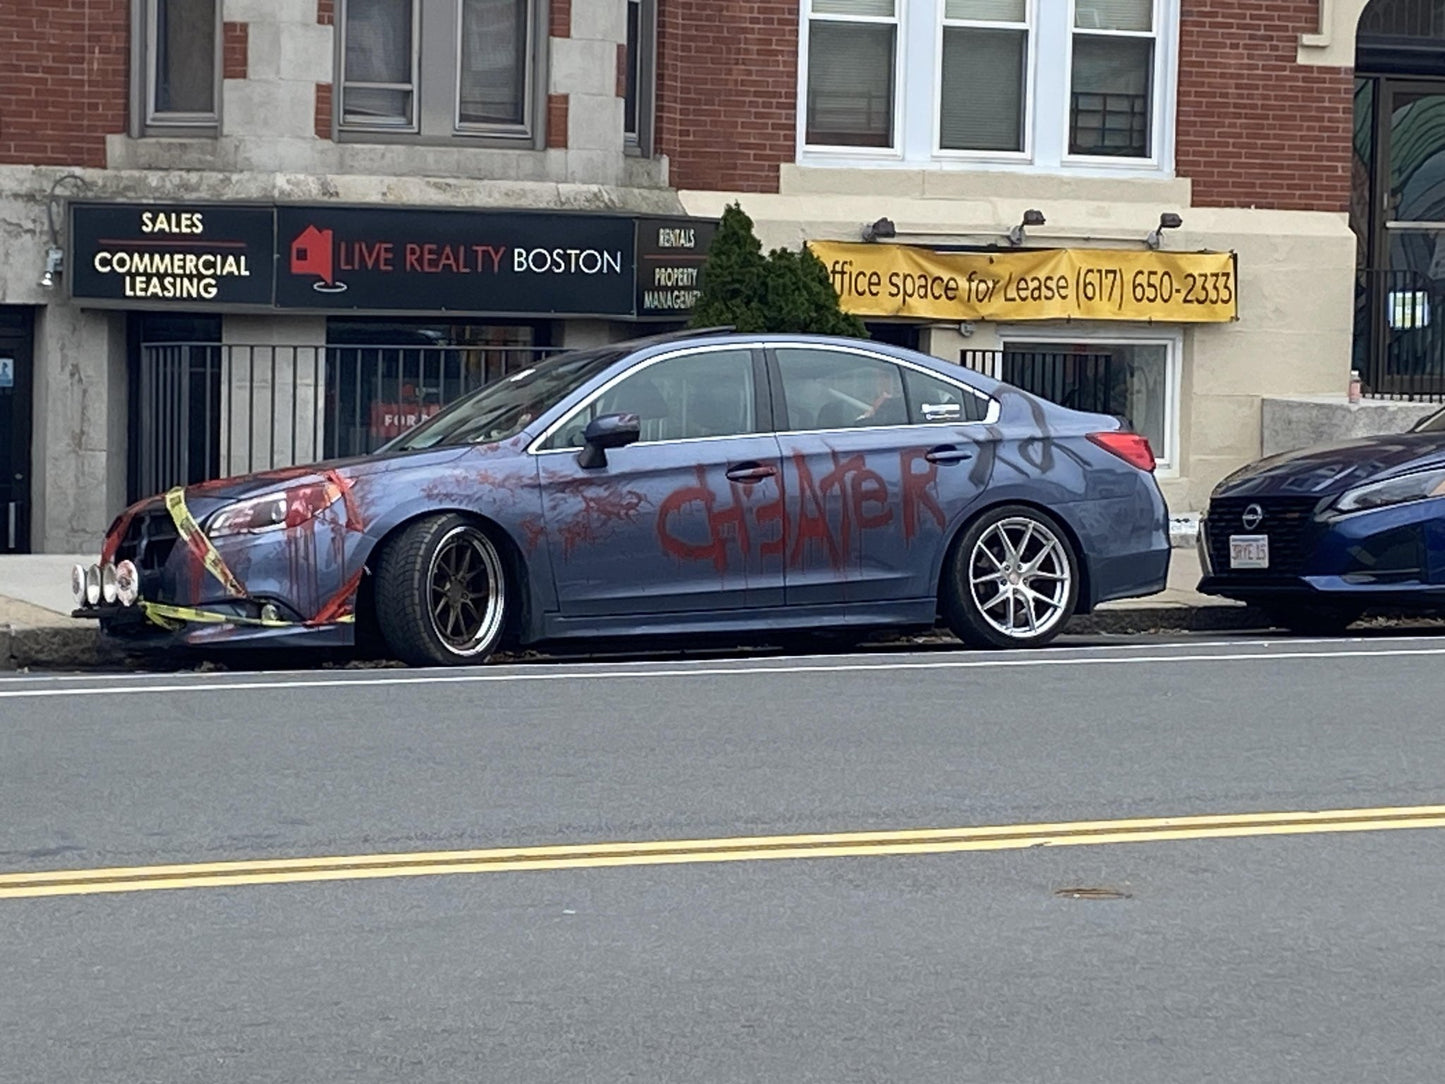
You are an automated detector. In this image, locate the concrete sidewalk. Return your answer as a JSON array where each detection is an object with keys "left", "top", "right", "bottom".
[{"left": 0, "top": 544, "right": 1260, "bottom": 671}]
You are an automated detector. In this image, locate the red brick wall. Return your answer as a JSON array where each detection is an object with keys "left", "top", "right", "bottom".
[
  {"left": 315, "top": 83, "right": 333, "bottom": 140},
  {"left": 546, "top": 94, "right": 568, "bottom": 149},
  {"left": 657, "top": 0, "right": 796, "bottom": 193},
  {"left": 1176, "top": 1, "right": 1353, "bottom": 212},
  {"left": 550, "top": 0, "right": 570, "bottom": 39},
  {"left": 223, "top": 22, "right": 249, "bottom": 81},
  {"left": 0, "top": 0, "right": 128, "bottom": 168}
]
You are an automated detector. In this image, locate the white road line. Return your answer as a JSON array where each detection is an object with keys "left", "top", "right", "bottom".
[
  {"left": 0, "top": 634, "right": 1436, "bottom": 686},
  {"left": 2, "top": 645, "right": 1444, "bottom": 700}
]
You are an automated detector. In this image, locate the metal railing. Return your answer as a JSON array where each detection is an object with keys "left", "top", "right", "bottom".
[
  {"left": 133, "top": 342, "right": 559, "bottom": 498},
  {"left": 1354, "top": 267, "right": 1445, "bottom": 402},
  {"left": 960, "top": 349, "right": 1120, "bottom": 416}
]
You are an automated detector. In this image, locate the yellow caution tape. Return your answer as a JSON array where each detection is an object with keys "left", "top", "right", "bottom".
[{"left": 164, "top": 488, "right": 247, "bottom": 598}]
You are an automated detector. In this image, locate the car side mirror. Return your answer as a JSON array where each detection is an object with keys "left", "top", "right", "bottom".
[{"left": 577, "top": 412, "right": 641, "bottom": 469}]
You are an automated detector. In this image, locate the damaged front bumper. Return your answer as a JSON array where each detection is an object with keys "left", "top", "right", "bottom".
[{"left": 71, "top": 484, "right": 366, "bottom": 653}]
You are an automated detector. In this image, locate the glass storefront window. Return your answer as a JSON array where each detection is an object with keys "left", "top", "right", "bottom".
[
  {"left": 1001, "top": 338, "right": 1173, "bottom": 468},
  {"left": 324, "top": 318, "right": 554, "bottom": 457}
]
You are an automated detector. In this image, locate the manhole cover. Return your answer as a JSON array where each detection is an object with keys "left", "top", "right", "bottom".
[{"left": 1054, "top": 886, "right": 1131, "bottom": 900}]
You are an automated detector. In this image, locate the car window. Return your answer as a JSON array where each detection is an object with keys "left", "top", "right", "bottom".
[
  {"left": 775, "top": 347, "right": 908, "bottom": 431},
  {"left": 382, "top": 345, "right": 628, "bottom": 451},
  {"left": 903, "top": 367, "right": 990, "bottom": 423},
  {"left": 1413, "top": 406, "right": 1445, "bottom": 433},
  {"left": 545, "top": 347, "right": 758, "bottom": 449}
]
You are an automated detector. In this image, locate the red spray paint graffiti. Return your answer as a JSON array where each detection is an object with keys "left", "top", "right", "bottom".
[{"left": 657, "top": 448, "right": 946, "bottom": 574}]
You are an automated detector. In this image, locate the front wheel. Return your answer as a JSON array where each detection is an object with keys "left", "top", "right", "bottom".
[
  {"left": 942, "top": 505, "right": 1080, "bottom": 650},
  {"left": 374, "top": 515, "right": 509, "bottom": 666}
]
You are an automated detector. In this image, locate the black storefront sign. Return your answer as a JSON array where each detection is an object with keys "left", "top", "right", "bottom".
[
  {"left": 635, "top": 216, "right": 718, "bottom": 318},
  {"left": 69, "top": 203, "right": 276, "bottom": 306},
  {"left": 69, "top": 201, "right": 717, "bottom": 319},
  {"left": 275, "top": 206, "right": 640, "bottom": 316}
]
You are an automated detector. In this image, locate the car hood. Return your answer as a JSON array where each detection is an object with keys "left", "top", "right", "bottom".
[
  {"left": 168, "top": 445, "right": 497, "bottom": 526},
  {"left": 1213, "top": 432, "right": 1445, "bottom": 499}
]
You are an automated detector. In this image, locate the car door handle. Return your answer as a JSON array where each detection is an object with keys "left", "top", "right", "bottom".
[
  {"left": 924, "top": 445, "right": 974, "bottom": 464},
  {"left": 725, "top": 462, "right": 778, "bottom": 484}
]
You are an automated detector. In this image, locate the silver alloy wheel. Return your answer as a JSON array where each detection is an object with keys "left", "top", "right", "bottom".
[
  {"left": 967, "top": 516, "right": 1072, "bottom": 639},
  {"left": 425, "top": 525, "right": 506, "bottom": 657}
]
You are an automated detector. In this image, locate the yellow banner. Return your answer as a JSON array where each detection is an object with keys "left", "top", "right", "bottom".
[{"left": 807, "top": 241, "right": 1238, "bottom": 323}]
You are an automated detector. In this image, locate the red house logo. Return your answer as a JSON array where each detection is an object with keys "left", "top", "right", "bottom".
[{"left": 290, "top": 225, "right": 347, "bottom": 293}]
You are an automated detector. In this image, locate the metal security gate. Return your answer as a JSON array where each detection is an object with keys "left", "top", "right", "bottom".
[
  {"left": 960, "top": 349, "right": 1119, "bottom": 415},
  {"left": 134, "top": 342, "right": 558, "bottom": 497}
]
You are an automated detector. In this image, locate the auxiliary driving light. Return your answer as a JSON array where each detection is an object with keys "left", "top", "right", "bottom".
[
  {"left": 114, "top": 560, "right": 140, "bottom": 607},
  {"left": 101, "top": 563, "right": 118, "bottom": 605},
  {"left": 84, "top": 564, "right": 102, "bottom": 606},
  {"left": 71, "top": 563, "right": 87, "bottom": 605}
]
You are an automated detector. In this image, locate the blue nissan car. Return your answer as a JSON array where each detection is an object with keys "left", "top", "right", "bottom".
[
  {"left": 71, "top": 330, "right": 1170, "bottom": 665},
  {"left": 1199, "top": 405, "right": 1445, "bottom": 632}
]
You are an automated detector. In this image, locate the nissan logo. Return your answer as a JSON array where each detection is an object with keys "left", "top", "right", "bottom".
[{"left": 1241, "top": 504, "right": 1265, "bottom": 530}]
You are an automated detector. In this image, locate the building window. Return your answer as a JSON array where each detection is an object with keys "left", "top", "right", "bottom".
[
  {"left": 996, "top": 333, "right": 1178, "bottom": 470},
  {"left": 624, "top": 0, "right": 657, "bottom": 153},
  {"left": 338, "top": 0, "right": 541, "bottom": 142},
  {"left": 342, "top": 0, "right": 417, "bottom": 128},
  {"left": 1069, "top": 0, "right": 1155, "bottom": 158},
  {"left": 804, "top": 0, "right": 898, "bottom": 149},
  {"left": 135, "top": 0, "right": 221, "bottom": 134},
  {"left": 798, "top": 0, "right": 1176, "bottom": 172},
  {"left": 939, "top": 0, "right": 1030, "bottom": 154}
]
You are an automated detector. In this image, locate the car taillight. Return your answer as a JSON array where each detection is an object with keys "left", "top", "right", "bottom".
[{"left": 1088, "top": 430, "right": 1156, "bottom": 473}]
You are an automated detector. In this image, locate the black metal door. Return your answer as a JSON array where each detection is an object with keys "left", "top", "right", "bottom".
[{"left": 0, "top": 308, "right": 34, "bottom": 554}]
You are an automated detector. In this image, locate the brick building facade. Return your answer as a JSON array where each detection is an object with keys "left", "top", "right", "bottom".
[{"left": 0, "top": 0, "right": 1411, "bottom": 553}]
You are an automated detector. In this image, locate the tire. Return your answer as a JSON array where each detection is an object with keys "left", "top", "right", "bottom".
[
  {"left": 373, "top": 515, "right": 509, "bottom": 666},
  {"left": 942, "top": 505, "right": 1080, "bottom": 650},
  {"left": 1263, "top": 603, "right": 1363, "bottom": 637}
]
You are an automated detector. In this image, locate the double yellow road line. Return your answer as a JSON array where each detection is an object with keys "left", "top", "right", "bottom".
[{"left": 5, "top": 804, "right": 1444, "bottom": 901}]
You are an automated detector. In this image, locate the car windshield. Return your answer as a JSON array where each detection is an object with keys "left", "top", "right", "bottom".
[
  {"left": 1412, "top": 406, "right": 1445, "bottom": 433},
  {"left": 382, "top": 346, "right": 629, "bottom": 451}
]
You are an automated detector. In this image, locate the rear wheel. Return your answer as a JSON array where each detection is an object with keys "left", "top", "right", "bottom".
[
  {"left": 1263, "top": 603, "right": 1363, "bottom": 636},
  {"left": 943, "top": 505, "right": 1079, "bottom": 650},
  {"left": 374, "top": 515, "right": 509, "bottom": 666}
]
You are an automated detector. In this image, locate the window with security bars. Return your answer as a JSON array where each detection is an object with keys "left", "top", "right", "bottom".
[
  {"left": 339, "top": 0, "right": 539, "bottom": 140},
  {"left": 1069, "top": 0, "right": 1155, "bottom": 157},
  {"left": 805, "top": 0, "right": 898, "bottom": 148}
]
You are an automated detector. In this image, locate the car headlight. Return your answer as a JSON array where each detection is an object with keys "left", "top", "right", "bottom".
[
  {"left": 207, "top": 481, "right": 344, "bottom": 538},
  {"left": 1332, "top": 466, "right": 1445, "bottom": 515}
]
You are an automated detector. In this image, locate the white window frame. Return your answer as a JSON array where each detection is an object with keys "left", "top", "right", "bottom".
[
  {"left": 338, "top": 0, "right": 545, "bottom": 145},
  {"left": 995, "top": 323, "right": 1181, "bottom": 474},
  {"left": 133, "top": 0, "right": 222, "bottom": 137},
  {"left": 795, "top": 0, "right": 1178, "bottom": 177},
  {"left": 1062, "top": 0, "right": 1170, "bottom": 170},
  {"left": 797, "top": 0, "right": 906, "bottom": 160},
  {"left": 932, "top": 0, "right": 1035, "bottom": 162}
]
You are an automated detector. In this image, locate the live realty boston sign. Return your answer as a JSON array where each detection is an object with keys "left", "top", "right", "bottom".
[
  {"left": 68, "top": 202, "right": 717, "bottom": 319},
  {"left": 274, "top": 206, "right": 637, "bottom": 315}
]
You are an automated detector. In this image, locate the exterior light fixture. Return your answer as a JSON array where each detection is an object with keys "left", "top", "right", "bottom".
[
  {"left": 1007, "top": 209, "right": 1046, "bottom": 247},
  {"left": 860, "top": 217, "right": 896, "bottom": 242},
  {"left": 1146, "top": 212, "right": 1183, "bottom": 250},
  {"left": 39, "top": 172, "right": 88, "bottom": 289},
  {"left": 38, "top": 246, "right": 62, "bottom": 289}
]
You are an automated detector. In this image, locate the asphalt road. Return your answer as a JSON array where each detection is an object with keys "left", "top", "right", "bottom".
[{"left": 3, "top": 633, "right": 1445, "bottom": 1082}]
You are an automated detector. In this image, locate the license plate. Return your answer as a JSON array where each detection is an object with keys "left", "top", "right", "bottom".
[{"left": 1229, "top": 534, "right": 1269, "bottom": 569}]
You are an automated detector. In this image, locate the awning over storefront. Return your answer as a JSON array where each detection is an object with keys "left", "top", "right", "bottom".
[{"left": 807, "top": 241, "right": 1238, "bottom": 323}]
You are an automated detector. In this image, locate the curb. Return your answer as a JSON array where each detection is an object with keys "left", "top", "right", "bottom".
[
  {"left": 3, "top": 605, "right": 1280, "bottom": 671},
  {"left": 2, "top": 623, "right": 123, "bottom": 672}
]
